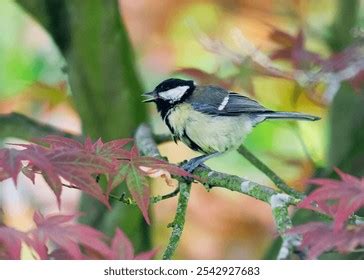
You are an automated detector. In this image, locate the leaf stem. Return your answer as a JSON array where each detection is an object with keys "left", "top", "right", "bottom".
[
  {"left": 108, "top": 188, "right": 180, "bottom": 205},
  {"left": 151, "top": 186, "right": 180, "bottom": 203},
  {"left": 162, "top": 182, "right": 191, "bottom": 260}
]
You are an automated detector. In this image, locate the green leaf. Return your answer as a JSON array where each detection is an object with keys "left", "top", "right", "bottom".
[
  {"left": 126, "top": 165, "right": 150, "bottom": 224},
  {"left": 109, "top": 162, "right": 130, "bottom": 194},
  {"left": 328, "top": 83, "right": 364, "bottom": 176}
]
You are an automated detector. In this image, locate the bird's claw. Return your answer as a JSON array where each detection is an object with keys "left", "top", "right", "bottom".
[{"left": 181, "top": 159, "right": 205, "bottom": 173}]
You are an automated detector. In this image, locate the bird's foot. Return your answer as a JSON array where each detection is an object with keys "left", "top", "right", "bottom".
[
  {"left": 181, "top": 158, "right": 207, "bottom": 173},
  {"left": 181, "top": 158, "right": 204, "bottom": 173},
  {"left": 180, "top": 160, "right": 201, "bottom": 183},
  {"left": 180, "top": 153, "right": 220, "bottom": 183},
  {"left": 182, "top": 153, "right": 220, "bottom": 173}
]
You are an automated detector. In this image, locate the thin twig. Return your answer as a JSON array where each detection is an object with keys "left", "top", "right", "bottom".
[
  {"left": 151, "top": 186, "right": 180, "bottom": 203},
  {"left": 289, "top": 122, "right": 316, "bottom": 166},
  {"left": 162, "top": 182, "right": 192, "bottom": 260},
  {"left": 62, "top": 183, "right": 79, "bottom": 190},
  {"left": 109, "top": 193, "right": 134, "bottom": 205},
  {"left": 237, "top": 144, "right": 304, "bottom": 199},
  {"left": 62, "top": 183, "right": 180, "bottom": 205},
  {"left": 269, "top": 193, "right": 301, "bottom": 259}
]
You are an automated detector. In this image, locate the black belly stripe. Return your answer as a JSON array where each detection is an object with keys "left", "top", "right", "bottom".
[
  {"left": 182, "top": 129, "right": 205, "bottom": 153},
  {"left": 164, "top": 110, "right": 174, "bottom": 134},
  {"left": 163, "top": 109, "right": 203, "bottom": 152},
  {"left": 164, "top": 110, "right": 178, "bottom": 144}
]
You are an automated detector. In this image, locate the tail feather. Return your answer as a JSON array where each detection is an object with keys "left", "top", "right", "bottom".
[{"left": 260, "top": 111, "right": 320, "bottom": 121}]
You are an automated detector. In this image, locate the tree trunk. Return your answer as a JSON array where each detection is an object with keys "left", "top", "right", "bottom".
[{"left": 16, "top": 0, "right": 150, "bottom": 251}]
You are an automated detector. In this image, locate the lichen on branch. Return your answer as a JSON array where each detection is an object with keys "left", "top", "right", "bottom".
[{"left": 135, "top": 123, "right": 301, "bottom": 259}]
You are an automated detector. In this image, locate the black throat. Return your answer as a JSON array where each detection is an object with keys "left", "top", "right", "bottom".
[{"left": 155, "top": 85, "right": 195, "bottom": 120}]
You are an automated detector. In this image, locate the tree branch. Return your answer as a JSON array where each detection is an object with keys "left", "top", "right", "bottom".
[
  {"left": 0, "top": 112, "right": 79, "bottom": 141},
  {"left": 135, "top": 123, "right": 301, "bottom": 259},
  {"left": 135, "top": 124, "right": 299, "bottom": 204},
  {"left": 237, "top": 145, "right": 304, "bottom": 199},
  {"left": 136, "top": 124, "right": 302, "bottom": 199},
  {"left": 269, "top": 193, "right": 301, "bottom": 259},
  {"left": 135, "top": 124, "right": 163, "bottom": 159},
  {"left": 162, "top": 182, "right": 191, "bottom": 260}
]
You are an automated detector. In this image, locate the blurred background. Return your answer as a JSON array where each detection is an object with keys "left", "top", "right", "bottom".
[{"left": 0, "top": 0, "right": 363, "bottom": 259}]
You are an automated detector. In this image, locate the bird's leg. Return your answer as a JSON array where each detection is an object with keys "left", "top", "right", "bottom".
[{"left": 182, "top": 152, "right": 220, "bottom": 173}]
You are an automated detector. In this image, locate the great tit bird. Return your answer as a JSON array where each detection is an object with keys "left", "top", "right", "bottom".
[{"left": 143, "top": 78, "right": 320, "bottom": 172}]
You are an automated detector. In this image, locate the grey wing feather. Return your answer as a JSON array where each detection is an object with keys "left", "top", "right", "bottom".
[
  {"left": 188, "top": 86, "right": 271, "bottom": 116},
  {"left": 187, "top": 86, "right": 320, "bottom": 121},
  {"left": 220, "top": 93, "right": 272, "bottom": 115}
]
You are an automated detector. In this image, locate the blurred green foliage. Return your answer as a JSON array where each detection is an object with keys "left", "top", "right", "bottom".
[
  {"left": 328, "top": 84, "right": 364, "bottom": 176},
  {"left": 0, "top": 1, "right": 64, "bottom": 98}
]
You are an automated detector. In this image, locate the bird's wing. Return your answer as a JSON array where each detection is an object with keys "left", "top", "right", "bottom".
[{"left": 190, "top": 87, "right": 271, "bottom": 116}]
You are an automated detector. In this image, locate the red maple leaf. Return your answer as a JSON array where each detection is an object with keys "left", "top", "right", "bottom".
[
  {"left": 30, "top": 212, "right": 111, "bottom": 260},
  {"left": 33, "top": 135, "right": 84, "bottom": 150},
  {"left": 34, "top": 147, "right": 111, "bottom": 207},
  {"left": 299, "top": 168, "right": 364, "bottom": 231},
  {"left": 320, "top": 46, "right": 364, "bottom": 92},
  {"left": 0, "top": 148, "right": 24, "bottom": 184},
  {"left": 0, "top": 227, "right": 28, "bottom": 260},
  {"left": 0, "top": 139, "right": 114, "bottom": 207},
  {"left": 93, "top": 139, "right": 133, "bottom": 160},
  {"left": 0, "top": 168, "right": 10, "bottom": 181},
  {"left": 287, "top": 222, "right": 364, "bottom": 259},
  {"left": 268, "top": 27, "right": 297, "bottom": 47},
  {"left": 110, "top": 146, "right": 194, "bottom": 224},
  {"left": 0, "top": 211, "right": 156, "bottom": 260},
  {"left": 44, "top": 148, "right": 113, "bottom": 206},
  {"left": 107, "top": 228, "right": 157, "bottom": 260},
  {"left": 1, "top": 135, "right": 193, "bottom": 222},
  {"left": 34, "top": 135, "right": 133, "bottom": 161},
  {"left": 269, "top": 28, "right": 364, "bottom": 90},
  {"left": 0, "top": 146, "right": 65, "bottom": 203},
  {"left": 270, "top": 29, "right": 323, "bottom": 68}
]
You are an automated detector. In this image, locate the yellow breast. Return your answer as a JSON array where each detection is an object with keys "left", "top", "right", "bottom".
[{"left": 167, "top": 104, "right": 253, "bottom": 153}]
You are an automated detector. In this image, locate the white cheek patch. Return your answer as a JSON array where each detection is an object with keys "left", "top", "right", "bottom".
[{"left": 159, "top": 86, "right": 189, "bottom": 102}]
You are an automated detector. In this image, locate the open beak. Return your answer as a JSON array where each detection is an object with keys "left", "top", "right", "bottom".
[{"left": 142, "top": 91, "right": 157, "bottom": 103}]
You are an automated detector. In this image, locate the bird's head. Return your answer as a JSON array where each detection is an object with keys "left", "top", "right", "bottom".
[{"left": 143, "top": 78, "right": 195, "bottom": 105}]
